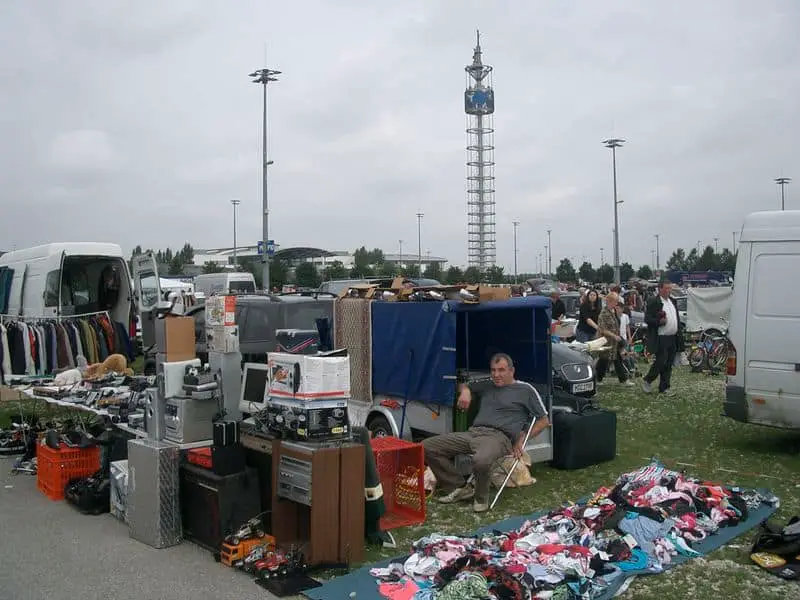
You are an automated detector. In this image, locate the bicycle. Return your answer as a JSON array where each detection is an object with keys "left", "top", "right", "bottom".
[{"left": 688, "top": 328, "right": 729, "bottom": 372}]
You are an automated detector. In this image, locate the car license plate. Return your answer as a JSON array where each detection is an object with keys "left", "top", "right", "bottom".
[{"left": 573, "top": 382, "right": 594, "bottom": 393}]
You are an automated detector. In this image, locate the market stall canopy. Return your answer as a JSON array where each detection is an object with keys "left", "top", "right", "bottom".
[
  {"left": 159, "top": 278, "right": 193, "bottom": 292},
  {"left": 370, "top": 296, "right": 552, "bottom": 405},
  {"left": 686, "top": 286, "right": 733, "bottom": 333}
]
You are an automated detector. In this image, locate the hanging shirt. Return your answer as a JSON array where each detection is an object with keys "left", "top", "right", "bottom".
[{"left": 658, "top": 298, "right": 679, "bottom": 336}]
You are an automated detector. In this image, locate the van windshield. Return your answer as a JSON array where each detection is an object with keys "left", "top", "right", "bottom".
[{"left": 229, "top": 280, "right": 256, "bottom": 294}]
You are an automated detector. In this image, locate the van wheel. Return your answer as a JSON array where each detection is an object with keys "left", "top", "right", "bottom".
[{"left": 367, "top": 415, "right": 393, "bottom": 439}]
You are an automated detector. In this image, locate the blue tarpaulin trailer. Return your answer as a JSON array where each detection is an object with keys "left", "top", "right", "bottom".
[{"left": 365, "top": 296, "right": 554, "bottom": 463}]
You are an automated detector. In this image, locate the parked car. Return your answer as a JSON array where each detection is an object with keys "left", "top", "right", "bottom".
[{"left": 552, "top": 342, "right": 596, "bottom": 397}]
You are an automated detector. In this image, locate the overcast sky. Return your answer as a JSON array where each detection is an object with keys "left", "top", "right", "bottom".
[{"left": 1, "top": 0, "right": 798, "bottom": 272}]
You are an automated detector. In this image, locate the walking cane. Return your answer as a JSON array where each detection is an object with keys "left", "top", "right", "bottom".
[{"left": 490, "top": 417, "right": 537, "bottom": 510}]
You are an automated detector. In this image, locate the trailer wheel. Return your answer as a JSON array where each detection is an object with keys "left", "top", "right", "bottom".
[{"left": 367, "top": 415, "right": 393, "bottom": 439}]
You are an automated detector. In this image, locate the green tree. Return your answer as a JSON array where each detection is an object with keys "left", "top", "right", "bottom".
[
  {"left": 555, "top": 258, "right": 576, "bottom": 283},
  {"left": 349, "top": 265, "right": 374, "bottom": 278},
  {"left": 202, "top": 262, "right": 225, "bottom": 274},
  {"left": 178, "top": 243, "right": 194, "bottom": 264},
  {"left": 598, "top": 264, "right": 614, "bottom": 283},
  {"left": 379, "top": 262, "right": 397, "bottom": 277},
  {"left": 695, "top": 246, "right": 717, "bottom": 271},
  {"left": 131, "top": 245, "right": 143, "bottom": 258},
  {"left": 717, "top": 249, "right": 736, "bottom": 272},
  {"left": 368, "top": 248, "right": 385, "bottom": 265},
  {"left": 294, "top": 262, "right": 321, "bottom": 288},
  {"left": 323, "top": 261, "right": 349, "bottom": 280},
  {"left": 685, "top": 248, "right": 699, "bottom": 271},
  {"left": 666, "top": 248, "right": 687, "bottom": 271},
  {"left": 168, "top": 255, "right": 184, "bottom": 275},
  {"left": 636, "top": 265, "right": 653, "bottom": 280},
  {"left": 620, "top": 262, "right": 635, "bottom": 282},
  {"left": 578, "top": 261, "right": 595, "bottom": 283},
  {"left": 352, "top": 246, "right": 372, "bottom": 272},
  {"left": 445, "top": 266, "right": 464, "bottom": 284},
  {"left": 405, "top": 264, "right": 421, "bottom": 278},
  {"left": 423, "top": 262, "right": 443, "bottom": 281},
  {"left": 485, "top": 265, "right": 505, "bottom": 284},
  {"left": 463, "top": 266, "right": 482, "bottom": 284}
]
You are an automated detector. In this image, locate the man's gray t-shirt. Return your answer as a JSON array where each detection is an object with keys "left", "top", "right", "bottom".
[{"left": 469, "top": 381, "right": 548, "bottom": 440}]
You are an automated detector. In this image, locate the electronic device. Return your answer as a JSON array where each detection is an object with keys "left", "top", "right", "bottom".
[
  {"left": 160, "top": 359, "right": 202, "bottom": 398},
  {"left": 143, "top": 387, "right": 166, "bottom": 441},
  {"left": 276, "top": 454, "right": 312, "bottom": 506},
  {"left": 238, "top": 363, "right": 270, "bottom": 416},
  {"left": 163, "top": 397, "right": 218, "bottom": 444}
]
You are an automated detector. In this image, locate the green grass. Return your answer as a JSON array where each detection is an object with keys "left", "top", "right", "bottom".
[{"left": 365, "top": 367, "right": 800, "bottom": 599}]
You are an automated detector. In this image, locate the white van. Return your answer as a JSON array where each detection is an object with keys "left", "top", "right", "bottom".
[
  {"left": 0, "top": 242, "right": 133, "bottom": 326},
  {"left": 725, "top": 210, "right": 800, "bottom": 429},
  {"left": 193, "top": 272, "right": 256, "bottom": 297}
]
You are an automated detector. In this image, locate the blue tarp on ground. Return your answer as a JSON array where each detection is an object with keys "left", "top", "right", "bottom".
[
  {"left": 303, "top": 493, "right": 777, "bottom": 600},
  {"left": 370, "top": 297, "right": 551, "bottom": 406}
]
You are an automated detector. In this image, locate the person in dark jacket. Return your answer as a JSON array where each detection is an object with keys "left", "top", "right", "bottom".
[
  {"left": 575, "top": 289, "right": 601, "bottom": 342},
  {"left": 642, "top": 280, "right": 681, "bottom": 396},
  {"left": 550, "top": 290, "right": 566, "bottom": 321}
]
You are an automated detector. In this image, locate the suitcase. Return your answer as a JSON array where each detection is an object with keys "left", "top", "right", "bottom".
[{"left": 550, "top": 406, "right": 617, "bottom": 470}]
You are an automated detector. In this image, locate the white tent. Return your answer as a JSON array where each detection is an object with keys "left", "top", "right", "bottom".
[
  {"left": 160, "top": 278, "right": 194, "bottom": 293},
  {"left": 686, "top": 287, "right": 733, "bottom": 333}
]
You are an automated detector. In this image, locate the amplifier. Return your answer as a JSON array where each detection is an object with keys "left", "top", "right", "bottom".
[{"left": 276, "top": 454, "right": 312, "bottom": 506}]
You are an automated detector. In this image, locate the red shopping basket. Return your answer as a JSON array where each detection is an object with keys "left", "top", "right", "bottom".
[{"left": 36, "top": 443, "right": 101, "bottom": 501}]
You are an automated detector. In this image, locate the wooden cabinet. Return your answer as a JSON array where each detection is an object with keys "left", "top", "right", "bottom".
[{"left": 271, "top": 440, "right": 365, "bottom": 566}]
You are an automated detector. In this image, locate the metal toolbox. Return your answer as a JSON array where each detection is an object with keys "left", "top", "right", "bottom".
[{"left": 127, "top": 439, "right": 182, "bottom": 549}]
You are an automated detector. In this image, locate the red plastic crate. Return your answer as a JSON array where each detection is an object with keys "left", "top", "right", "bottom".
[
  {"left": 187, "top": 447, "right": 212, "bottom": 469},
  {"left": 36, "top": 443, "right": 101, "bottom": 501},
  {"left": 371, "top": 436, "right": 426, "bottom": 530}
]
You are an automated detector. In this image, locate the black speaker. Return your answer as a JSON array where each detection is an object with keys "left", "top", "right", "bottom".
[{"left": 180, "top": 464, "right": 261, "bottom": 552}]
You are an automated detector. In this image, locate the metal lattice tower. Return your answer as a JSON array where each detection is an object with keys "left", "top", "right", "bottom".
[{"left": 465, "top": 30, "right": 496, "bottom": 271}]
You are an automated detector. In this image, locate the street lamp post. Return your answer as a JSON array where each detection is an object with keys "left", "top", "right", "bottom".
[
  {"left": 602, "top": 138, "right": 625, "bottom": 284},
  {"left": 546, "top": 229, "right": 552, "bottom": 278},
  {"left": 713, "top": 237, "right": 719, "bottom": 253},
  {"left": 775, "top": 177, "right": 791, "bottom": 211},
  {"left": 600, "top": 247, "right": 604, "bottom": 265},
  {"left": 250, "top": 65, "right": 281, "bottom": 291},
  {"left": 398, "top": 239, "right": 403, "bottom": 274},
  {"left": 653, "top": 233, "right": 660, "bottom": 271},
  {"left": 230, "top": 199, "right": 240, "bottom": 269},
  {"left": 416, "top": 212, "right": 424, "bottom": 277},
  {"left": 651, "top": 249, "right": 656, "bottom": 270},
  {"left": 732, "top": 231, "right": 737, "bottom": 251},
  {"left": 512, "top": 220, "right": 520, "bottom": 283}
]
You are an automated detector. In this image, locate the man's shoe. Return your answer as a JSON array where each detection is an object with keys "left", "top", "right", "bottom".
[
  {"left": 662, "top": 388, "right": 676, "bottom": 397},
  {"left": 642, "top": 380, "right": 653, "bottom": 393},
  {"left": 622, "top": 380, "right": 635, "bottom": 387},
  {"left": 438, "top": 485, "right": 474, "bottom": 504},
  {"left": 473, "top": 500, "right": 489, "bottom": 513}
]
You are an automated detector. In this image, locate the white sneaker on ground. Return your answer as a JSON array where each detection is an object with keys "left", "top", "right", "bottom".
[
  {"left": 642, "top": 380, "right": 653, "bottom": 393},
  {"left": 473, "top": 500, "right": 489, "bottom": 513},
  {"left": 622, "top": 380, "right": 635, "bottom": 386},
  {"left": 439, "top": 485, "right": 475, "bottom": 504}
]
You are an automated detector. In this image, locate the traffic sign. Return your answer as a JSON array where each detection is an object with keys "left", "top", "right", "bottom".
[{"left": 258, "top": 240, "right": 276, "bottom": 257}]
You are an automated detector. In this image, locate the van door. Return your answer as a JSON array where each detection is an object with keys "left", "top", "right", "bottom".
[
  {"left": 42, "top": 251, "right": 65, "bottom": 318},
  {"left": 744, "top": 242, "right": 800, "bottom": 428},
  {"left": 132, "top": 252, "right": 162, "bottom": 349}
]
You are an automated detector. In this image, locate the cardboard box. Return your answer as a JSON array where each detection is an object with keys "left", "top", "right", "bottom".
[
  {"left": 206, "top": 324, "right": 239, "bottom": 353},
  {"left": 266, "top": 352, "right": 350, "bottom": 401},
  {"left": 463, "top": 285, "right": 512, "bottom": 303},
  {"left": 154, "top": 316, "right": 196, "bottom": 361},
  {"left": 265, "top": 397, "right": 350, "bottom": 441},
  {"left": 204, "top": 295, "right": 237, "bottom": 327}
]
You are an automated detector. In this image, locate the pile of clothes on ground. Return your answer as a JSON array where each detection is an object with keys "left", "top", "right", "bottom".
[{"left": 370, "top": 461, "right": 778, "bottom": 600}]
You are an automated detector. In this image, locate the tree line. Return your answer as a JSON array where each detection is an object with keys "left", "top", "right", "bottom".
[{"left": 130, "top": 242, "right": 737, "bottom": 290}]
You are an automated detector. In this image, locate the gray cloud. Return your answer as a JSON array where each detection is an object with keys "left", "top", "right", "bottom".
[{"left": 1, "top": 0, "right": 799, "bottom": 272}]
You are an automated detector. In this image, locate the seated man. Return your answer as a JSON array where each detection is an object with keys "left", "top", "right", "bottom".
[{"left": 422, "top": 353, "right": 551, "bottom": 513}]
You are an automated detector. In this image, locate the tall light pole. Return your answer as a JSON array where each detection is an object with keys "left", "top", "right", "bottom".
[
  {"left": 546, "top": 229, "right": 552, "bottom": 277},
  {"left": 651, "top": 249, "right": 656, "bottom": 270},
  {"left": 732, "top": 231, "right": 737, "bottom": 251},
  {"left": 653, "top": 233, "right": 660, "bottom": 271},
  {"left": 512, "top": 220, "right": 520, "bottom": 283},
  {"left": 600, "top": 247, "right": 604, "bottom": 265},
  {"left": 603, "top": 138, "right": 625, "bottom": 284},
  {"left": 775, "top": 177, "right": 791, "bottom": 210},
  {"left": 544, "top": 245, "right": 548, "bottom": 278},
  {"left": 416, "top": 212, "right": 424, "bottom": 277},
  {"left": 230, "top": 199, "right": 241, "bottom": 269},
  {"left": 250, "top": 65, "right": 281, "bottom": 291},
  {"left": 398, "top": 239, "right": 403, "bottom": 274},
  {"left": 713, "top": 237, "right": 719, "bottom": 253}
]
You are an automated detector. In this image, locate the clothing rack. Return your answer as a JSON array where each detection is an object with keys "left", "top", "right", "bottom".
[{"left": 0, "top": 310, "right": 110, "bottom": 323}]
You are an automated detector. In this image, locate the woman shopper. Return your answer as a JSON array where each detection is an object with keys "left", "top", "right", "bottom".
[
  {"left": 575, "top": 289, "right": 602, "bottom": 342},
  {"left": 595, "top": 292, "right": 633, "bottom": 386}
]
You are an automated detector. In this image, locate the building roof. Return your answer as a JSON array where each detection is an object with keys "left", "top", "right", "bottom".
[
  {"left": 383, "top": 253, "right": 447, "bottom": 263},
  {"left": 274, "top": 247, "right": 338, "bottom": 260}
]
